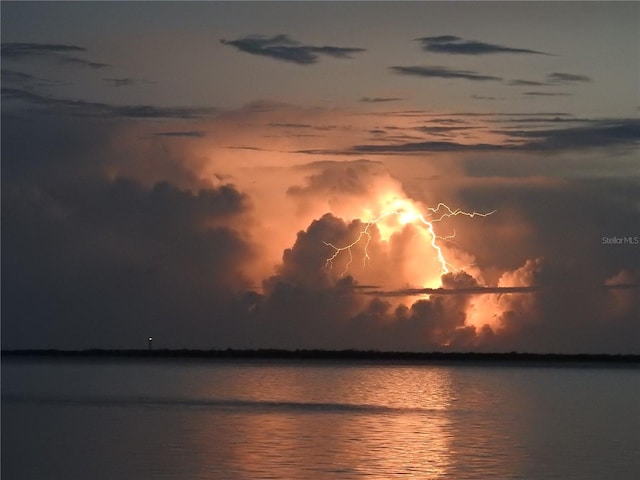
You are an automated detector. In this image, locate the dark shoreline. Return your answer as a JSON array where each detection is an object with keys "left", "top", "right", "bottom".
[{"left": 2, "top": 349, "right": 639, "bottom": 365}]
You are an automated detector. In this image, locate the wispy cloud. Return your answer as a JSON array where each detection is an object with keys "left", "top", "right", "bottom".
[
  {"left": 507, "top": 79, "right": 551, "bottom": 87},
  {"left": 359, "top": 96, "right": 404, "bottom": 103},
  {"left": 523, "top": 92, "right": 572, "bottom": 97},
  {"left": 295, "top": 118, "right": 639, "bottom": 156},
  {"left": 547, "top": 72, "right": 592, "bottom": 84},
  {"left": 1, "top": 69, "right": 66, "bottom": 88},
  {"left": 2, "top": 87, "right": 217, "bottom": 119},
  {"left": 220, "top": 34, "right": 365, "bottom": 65},
  {"left": 390, "top": 65, "right": 502, "bottom": 82},
  {"left": 103, "top": 77, "right": 155, "bottom": 88},
  {"left": 1, "top": 42, "right": 109, "bottom": 68},
  {"left": 361, "top": 283, "right": 639, "bottom": 297},
  {"left": 499, "top": 119, "right": 640, "bottom": 151},
  {"left": 152, "top": 131, "right": 206, "bottom": 138},
  {"left": 471, "top": 94, "right": 499, "bottom": 101},
  {"left": 416, "top": 35, "right": 551, "bottom": 55}
]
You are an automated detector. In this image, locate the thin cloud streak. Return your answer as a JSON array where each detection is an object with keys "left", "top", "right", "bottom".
[
  {"left": 360, "top": 97, "right": 404, "bottom": 103},
  {"left": 220, "top": 34, "right": 365, "bottom": 65},
  {"left": 548, "top": 72, "right": 592, "bottom": 83},
  {"left": 1, "top": 87, "right": 217, "bottom": 119},
  {"left": 417, "top": 35, "right": 551, "bottom": 55},
  {"left": 152, "top": 131, "right": 206, "bottom": 138},
  {"left": 361, "top": 283, "right": 640, "bottom": 297},
  {"left": 390, "top": 65, "right": 503, "bottom": 82},
  {"left": 1, "top": 42, "right": 109, "bottom": 68}
]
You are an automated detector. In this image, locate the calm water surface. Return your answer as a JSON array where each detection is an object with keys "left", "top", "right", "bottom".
[{"left": 2, "top": 358, "right": 639, "bottom": 479}]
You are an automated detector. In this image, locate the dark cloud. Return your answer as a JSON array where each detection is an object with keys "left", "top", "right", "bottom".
[
  {"left": 103, "top": 78, "right": 154, "bottom": 87},
  {"left": 491, "top": 116, "right": 592, "bottom": 124},
  {"left": 152, "top": 131, "right": 206, "bottom": 138},
  {"left": 225, "top": 146, "right": 269, "bottom": 151},
  {"left": 415, "top": 125, "right": 478, "bottom": 133},
  {"left": 1, "top": 69, "right": 66, "bottom": 88},
  {"left": 360, "top": 97, "right": 404, "bottom": 103},
  {"left": 417, "top": 35, "right": 551, "bottom": 55},
  {"left": 220, "top": 34, "right": 365, "bottom": 65},
  {"left": 362, "top": 283, "right": 639, "bottom": 297},
  {"left": 2, "top": 87, "right": 217, "bottom": 119},
  {"left": 2, "top": 101, "right": 252, "bottom": 350},
  {"left": 454, "top": 178, "right": 640, "bottom": 353},
  {"left": 523, "top": 92, "right": 572, "bottom": 97},
  {"left": 2, "top": 176, "right": 253, "bottom": 349},
  {"left": 499, "top": 119, "right": 640, "bottom": 151},
  {"left": 1, "top": 42, "right": 85, "bottom": 56},
  {"left": 390, "top": 66, "right": 503, "bottom": 82},
  {"left": 347, "top": 140, "right": 503, "bottom": 154},
  {"left": 1, "top": 42, "right": 110, "bottom": 68},
  {"left": 269, "top": 122, "right": 313, "bottom": 128},
  {"left": 287, "top": 159, "right": 387, "bottom": 198},
  {"left": 507, "top": 79, "right": 551, "bottom": 86},
  {"left": 547, "top": 72, "right": 592, "bottom": 83},
  {"left": 471, "top": 94, "right": 499, "bottom": 100},
  {"left": 298, "top": 118, "right": 639, "bottom": 156}
]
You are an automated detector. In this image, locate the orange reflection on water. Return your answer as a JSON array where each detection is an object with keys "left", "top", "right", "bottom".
[{"left": 190, "top": 364, "right": 458, "bottom": 478}]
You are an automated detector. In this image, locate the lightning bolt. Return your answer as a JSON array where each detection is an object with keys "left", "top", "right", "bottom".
[{"left": 324, "top": 196, "right": 495, "bottom": 280}]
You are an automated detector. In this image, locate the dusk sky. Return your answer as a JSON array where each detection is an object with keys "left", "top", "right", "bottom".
[{"left": 2, "top": 1, "right": 639, "bottom": 353}]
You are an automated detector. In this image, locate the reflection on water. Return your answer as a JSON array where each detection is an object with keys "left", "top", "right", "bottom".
[
  {"left": 2, "top": 360, "right": 639, "bottom": 479},
  {"left": 206, "top": 367, "right": 457, "bottom": 479}
]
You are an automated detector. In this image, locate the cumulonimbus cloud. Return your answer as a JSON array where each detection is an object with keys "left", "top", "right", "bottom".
[
  {"left": 416, "top": 35, "right": 551, "bottom": 55},
  {"left": 220, "top": 34, "right": 365, "bottom": 65}
]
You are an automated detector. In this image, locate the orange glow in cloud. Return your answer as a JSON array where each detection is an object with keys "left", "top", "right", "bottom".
[{"left": 323, "top": 189, "right": 495, "bottom": 291}]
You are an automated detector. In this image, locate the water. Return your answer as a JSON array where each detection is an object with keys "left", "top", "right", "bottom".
[{"left": 2, "top": 358, "right": 639, "bottom": 479}]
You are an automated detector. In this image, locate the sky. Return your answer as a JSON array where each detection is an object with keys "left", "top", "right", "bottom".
[{"left": 2, "top": 1, "right": 639, "bottom": 353}]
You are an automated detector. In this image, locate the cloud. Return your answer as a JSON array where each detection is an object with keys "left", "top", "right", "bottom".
[
  {"left": 1, "top": 42, "right": 109, "bottom": 68},
  {"left": 2, "top": 177, "right": 253, "bottom": 349},
  {"left": 1, "top": 69, "right": 66, "bottom": 88},
  {"left": 2, "top": 87, "right": 217, "bottom": 119},
  {"left": 103, "top": 77, "right": 154, "bottom": 87},
  {"left": 287, "top": 159, "right": 387, "bottom": 198},
  {"left": 471, "top": 94, "right": 499, "bottom": 101},
  {"left": 362, "top": 283, "right": 639, "bottom": 297},
  {"left": 414, "top": 125, "right": 478, "bottom": 134},
  {"left": 507, "top": 79, "right": 551, "bottom": 86},
  {"left": 360, "top": 97, "right": 404, "bottom": 103},
  {"left": 152, "top": 131, "right": 207, "bottom": 138},
  {"left": 347, "top": 140, "right": 504, "bottom": 155},
  {"left": 416, "top": 35, "right": 551, "bottom": 55},
  {"left": 220, "top": 34, "right": 365, "bottom": 65},
  {"left": 3, "top": 95, "right": 638, "bottom": 353},
  {"left": 390, "top": 66, "right": 503, "bottom": 82},
  {"left": 269, "top": 122, "right": 313, "bottom": 129},
  {"left": 297, "top": 118, "right": 639, "bottom": 156},
  {"left": 547, "top": 72, "right": 592, "bottom": 83},
  {"left": 500, "top": 119, "right": 640, "bottom": 151},
  {"left": 523, "top": 92, "right": 572, "bottom": 97}
]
